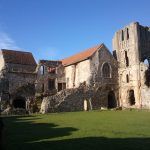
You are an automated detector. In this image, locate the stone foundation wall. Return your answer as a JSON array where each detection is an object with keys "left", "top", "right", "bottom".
[{"left": 40, "top": 84, "right": 119, "bottom": 113}]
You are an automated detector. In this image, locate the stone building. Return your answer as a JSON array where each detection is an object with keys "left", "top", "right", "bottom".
[
  {"left": 62, "top": 43, "right": 118, "bottom": 105},
  {"left": 36, "top": 60, "right": 65, "bottom": 96},
  {"left": 0, "top": 49, "right": 37, "bottom": 110},
  {"left": 40, "top": 43, "right": 119, "bottom": 113},
  {"left": 1, "top": 21, "right": 150, "bottom": 113},
  {"left": 113, "top": 22, "right": 150, "bottom": 108}
]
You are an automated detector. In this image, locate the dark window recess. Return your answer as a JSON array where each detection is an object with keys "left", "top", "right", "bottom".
[
  {"left": 125, "top": 51, "right": 129, "bottom": 67},
  {"left": 126, "top": 74, "right": 129, "bottom": 83},
  {"left": 48, "top": 79, "right": 55, "bottom": 90},
  {"left": 113, "top": 50, "right": 117, "bottom": 60},
  {"left": 127, "top": 28, "right": 129, "bottom": 40},
  {"left": 58, "top": 83, "right": 66, "bottom": 91},
  {"left": 13, "top": 97, "right": 26, "bottom": 109},
  {"left": 58, "top": 83, "right": 62, "bottom": 91},
  {"left": 129, "top": 90, "right": 135, "bottom": 105},
  {"left": 63, "top": 83, "right": 66, "bottom": 89},
  {"left": 108, "top": 91, "right": 117, "bottom": 108},
  {"left": 42, "top": 84, "right": 44, "bottom": 92},
  {"left": 121, "top": 30, "right": 124, "bottom": 41},
  {"left": 102, "top": 63, "right": 111, "bottom": 78}
]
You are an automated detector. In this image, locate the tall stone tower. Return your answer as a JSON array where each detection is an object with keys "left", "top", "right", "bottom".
[{"left": 113, "top": 22, "right": 150, "bottom": 108}]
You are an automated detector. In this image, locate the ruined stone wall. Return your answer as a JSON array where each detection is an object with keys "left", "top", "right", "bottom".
[
  {"left": 90, "top": 45, "right": 118, "bottom": 85},
  {"left": 36, "top": 60, "right": 65, "bottom": 95},
  {"left": 63, "top": 45, "right": 119, "bottom": 110},
  {"left": 113, "top": 22, "right": 150, "bottom": 108},
  {"left": 113, "top": 22, "right": 141, "bottom": 108},
  {"left": 3, "top": 63, "right": 36, "bottom": 94},
  {"left": 140, "top": 63, "right": 150, "bottom": 108},
  {"left": 40, "top": 84, "right": 119, "bottom": 114}
]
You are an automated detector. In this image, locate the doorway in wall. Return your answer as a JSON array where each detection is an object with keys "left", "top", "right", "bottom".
[
  {"left": 108, "top": 91, "right": 117, "bottom": 108},
  {"left": 13, "top": 97, "right": 26, "bottom": 109},
  {"left": 128, "top": 90, "right": 135, "bottom": 105}
]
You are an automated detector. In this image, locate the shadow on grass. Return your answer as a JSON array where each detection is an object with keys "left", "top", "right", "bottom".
[
  {"left": 3, "top": 116, "right": 150, "bottom": 150},
  {"left": 28, "top": 137, "right": 150, "bottom": 150},
  {"left": 3, "top": 116, "right": 78, "bottom": 150}
]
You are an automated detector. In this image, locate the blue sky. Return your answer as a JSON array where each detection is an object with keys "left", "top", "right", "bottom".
[{"left": 0, "top": 0, "right": 149, "bottom": 61}]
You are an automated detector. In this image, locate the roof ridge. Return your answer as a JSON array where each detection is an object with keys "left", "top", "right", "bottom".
[
  {"left": 62, "top": 44, "right": 102, "bottom": 61},
  {"left": 1, "top": 49, "right": 32, "bottom": 54},
  {"left": 62, "top": 43, "right": 103, "bottom": 66}
]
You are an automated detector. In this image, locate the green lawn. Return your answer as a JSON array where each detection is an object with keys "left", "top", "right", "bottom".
[{"left": 3, "top": 110, "right": 150, "bottom": 150}]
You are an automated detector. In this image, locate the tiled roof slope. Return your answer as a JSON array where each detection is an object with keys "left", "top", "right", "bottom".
[
  {"left": 1, "top": 49, "right": 37, "bottom": 65},
  {"left": 62, "top": 44, "right": 103, "bottom": 66}
]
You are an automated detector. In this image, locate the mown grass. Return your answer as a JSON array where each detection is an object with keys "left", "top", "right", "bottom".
[{"left": 3, "top": 110, "right": 150, "bottom": 150}]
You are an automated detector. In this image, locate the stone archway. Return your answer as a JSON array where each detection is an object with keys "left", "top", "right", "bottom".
[
  {"left": 108, "top": 91, "right": 117, "bottom": 108},
  {"left": 128, "top": 90, "right": 135, "bottom": 106},
  {"left": 13, "top": 97, "right": 26, "bottom": 109}
]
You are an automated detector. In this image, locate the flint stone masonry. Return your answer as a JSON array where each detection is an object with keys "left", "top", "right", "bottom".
[
  {"left": 40, "top": 84, "right": 119, "bottom": 113},
  {"left": 40, "top": 87, "right": 93, "bottom": 113},
  {"left": 113, "top": 22, "right": 150, "bottom": 108},
  {"left": 0, "top": 49, "right": 37, "bottom": 110},
  {"left": 1, "top": 21, "right": 150, "bottom": 113}
]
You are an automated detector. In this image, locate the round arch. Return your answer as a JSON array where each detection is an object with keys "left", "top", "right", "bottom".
[{"left": 13, "top": 96, "right": 26, "bottom": 109}]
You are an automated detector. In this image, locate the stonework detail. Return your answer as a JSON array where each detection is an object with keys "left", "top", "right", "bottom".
[
  {"left": 113, "top": 22, "right": 150, "bottom": 109},
  {"left": 0, "top": 21, "right": 150, "bottom": 113},
  {"left": 0, "top": 49, "right": 37, "bottom": 110}
]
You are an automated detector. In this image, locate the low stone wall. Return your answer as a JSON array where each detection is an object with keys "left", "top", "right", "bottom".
[
  {"left": 40, "top": 86, "right": 97, "bottom": 114},
  {"left": 39, "top": 84, "right": 116, "bottom": 114}
]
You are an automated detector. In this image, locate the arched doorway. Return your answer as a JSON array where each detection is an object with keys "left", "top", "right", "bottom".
[
  {"left": 128, "top": 90, "right": 135, "bottom": 106},
  {"left": 13, "top": 97, "right": 26, "bottom": 109},
  {"left": 108, "top": 91, "right": 117, "bottom": 108}
]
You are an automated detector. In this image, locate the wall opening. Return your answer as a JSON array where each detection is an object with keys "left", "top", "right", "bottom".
[
  {"left": 127, "top": 28, "right": 129, "bottom": 40},
  {"left": 128, "top": 90, "right": 135, "bottom": 106},
  {"left": 113, "top": 50, "right": 117, "bottom": 60},
  {"left": 126, "top": 74, "right": 129, "bottom": 83},
  {"left": 58, "top": 83, "right": 66, "bottom": 91},
  {"left": 48, "top": 67, "right": 56, "bottom": 74},
  {"left": 108, "top": 91, "right": 117, "bottom": 109},
  {"left": 121, "top": 30, "right": 124, "bottom": 41},
  {"left": 42, "top": 84, "right": 44, "bottom": 92},
  {"left": 13, "top": 97, "right": 26, "bottom": 109},
  {"left": 48, "top": 79, "right": 55, "bottom": 90},
  {"left": 125, "top": 51, "right": 129, "bottom": 67},
  {"left": 144, "top": 58, "right": 150, "bottom": 87},
  {"left": 144, "top": 59, "right": 149, "bottom": 67},
  {"left": 40, "top": 65, "right": 45, "bottom": 75},
  {"left": 102, "top": 63, "right": 111, "bottom": 78}
]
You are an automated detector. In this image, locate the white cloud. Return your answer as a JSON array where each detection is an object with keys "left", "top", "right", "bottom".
[{"left": 0, "top": 32, "right": 19, "bottom": 49}]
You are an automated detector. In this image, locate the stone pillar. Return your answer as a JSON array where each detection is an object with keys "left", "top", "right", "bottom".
[{"left": 84, "top": 100, "right": 88, "bottom": 111}]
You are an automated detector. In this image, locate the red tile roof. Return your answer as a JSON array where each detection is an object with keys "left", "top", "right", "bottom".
[
  {"left": 1, "top": 49, "right": 37, "bottom": 65},
  {"left": 62, "top": 44, "right": 103, "bottom": 66}
]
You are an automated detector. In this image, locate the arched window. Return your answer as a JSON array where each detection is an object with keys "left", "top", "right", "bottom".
[{"left": 102, "top": 63, "right": 111, "bottom": 78}]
